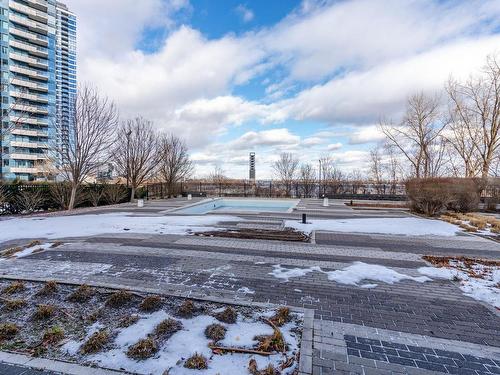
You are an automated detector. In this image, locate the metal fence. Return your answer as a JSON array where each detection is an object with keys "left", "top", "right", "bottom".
[{"left": 145, "top": 181, "right": 408, "bottom": 200}]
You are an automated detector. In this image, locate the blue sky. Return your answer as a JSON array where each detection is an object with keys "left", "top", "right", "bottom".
[{"left": 66, "top": 0, "right": 500, "bottom": 178}]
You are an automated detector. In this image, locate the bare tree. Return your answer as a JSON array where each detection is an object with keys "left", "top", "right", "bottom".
[
  {"left": 113, "top": 117, "right": 158, "bottom": 202},
  {"left": 383, "top": 144, "right": 401, "bottom": 195},
  {"left": 158, "top": 134, "right": 193, "bottom": 198},
  {"left": 380, "top": 93, "right": 447, "bottom": 178},
  {"left": 369, "top": 146, "right": 384, "bottom": 193},
  {"left": 446, "top": 55, "right": 500, "bottom": 178},
  {"left": 272, "top": 152, "right": 299, "bottom": 197},
  {"left": 299, "top": 163, "right": 316, "bottom": 197},
  {"left": 320, "top": 156, "right": 345, "bottom": 195},
  {"left": 55, "top": 85, "right": 119, "bottom": 210},
  {"left": 209, "top": 165, "right": 228, "bottom": 185}
]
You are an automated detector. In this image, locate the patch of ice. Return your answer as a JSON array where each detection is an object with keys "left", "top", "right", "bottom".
[
  {"left": 286, "top": 217, "right": 460, "bottom": 236},
  {"left": 0, "top": 213, "right": 240, "bottom": 242},
  {"left": 269, "top": 265, "right": 321, "bottom": 282},
  {"left": 237, "top": 287, "right": 255, "bottom": 294}
]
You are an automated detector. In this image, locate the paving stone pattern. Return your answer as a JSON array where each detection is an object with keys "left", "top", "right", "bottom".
[{"left": 345, "top": 335, "right": 500, "bottom": 374}]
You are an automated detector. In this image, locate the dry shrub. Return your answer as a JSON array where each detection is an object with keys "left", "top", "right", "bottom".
[
  {"left": 139, "top": 295, "right": 162, "bottom": 312},
  {"left": 81, "top": 330, "right": 109, "bottom": 354},
  {"left": 184, "top": 353, "right": 208, "bottom": 370},
  {"left": 43, "top": 326, "right": 64, "bottom": 344},
  {"left": 2, "top": 299, "right": 27, "bottom": 311},
  {"left": 68, "top": 284, "right": 94, "bottom": 302},
  {"left": 105, "top": 290, "right": 133, "bottom": 308},
  {"left": 37, "top": 281, "right": 58, "bottom": 296},
  {"left": 406, "top": 178, "right": 479, "bottom": 216},
  {"left": 154, "top": 318, "right": 182, "bottom": 338},
  {"left": 256, "top": 329, "right": 287, "bottom": 353},
  {"left": 459, "top": 223, "right": 478, "bottom": 232},
  {"left": 270, "top": 307, "right": 290, "bottom": 327},
  {"left": 50, "top": 241, "right": 64, "bottom": 248},
  {"left": 2, "top": 281, "right": 25, "bottom": 295},
  {"left": 215, "top": 306, "right": 237, "bottom": 324},
  {"left": 204, "top": 323, "right": 226, "bottom": 342},
  {"left": 119, "top": 314, "right": 140, "bottom": 328},
  {"left": 127, "top": 337, "right": 158, "bottom": 360},
  {"left": 176, "top": 300, "right": 195, "bottom": 317},
  {"left": 2, "top": 246, "right": 23, "bottom": 257},
  {"left": 0, "top": 323, "right": 19, "bottom": 340},
  {"left": 468, "top": 218, "right": 487, "bottom": 230},
  {"left": 33, "top": 304, "right": 56, "bottom": 320},
  {"left": 16, "top": 189, "right": 45, "bottom": 213},
  {"left": 104, "top": 184, "right": 129, "bottom": 204}
]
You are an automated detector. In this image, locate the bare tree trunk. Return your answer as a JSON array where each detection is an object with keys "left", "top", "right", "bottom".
[
  {"left": 130, "top": 186, "right": 136, "bottom": 203},
  {"left": 69, "top": 185, "right": 77, "bottom": 211}
]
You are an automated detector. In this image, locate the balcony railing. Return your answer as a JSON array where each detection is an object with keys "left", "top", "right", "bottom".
[
  {"left": 10, "top": 26, "right": 48, "bottom": 46},
  {"left": 10, "top": 1, "right": 48, "bottom": 23},
  {"left": 9, "top": 13, "right": 48, "bottom": 34}
]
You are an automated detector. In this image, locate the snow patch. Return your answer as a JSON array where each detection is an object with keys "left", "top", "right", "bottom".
[
  {"left": 0, "top": 213, "right": 240, "bottom": 241},
  {"left": 286, "top": 217, "right": 460, "bottom": 236},
  {"left": 269, "top": 265, "right": 321, "bottom": 282}
]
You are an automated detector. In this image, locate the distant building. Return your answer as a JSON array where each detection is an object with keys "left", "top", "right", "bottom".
[
  {"left": 0, "top": 0, "right": 76, "bottom": 181},
  {"left": 249, "top": 152, "right": 255, "bottom": 180}
]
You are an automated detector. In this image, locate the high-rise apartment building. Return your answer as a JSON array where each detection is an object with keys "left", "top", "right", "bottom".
[
  {"left": 0, "top": 0, "right": 75, "bottom": 181},
  {"left": 249, "top": 152, "right": 255, "bottom": 180}
]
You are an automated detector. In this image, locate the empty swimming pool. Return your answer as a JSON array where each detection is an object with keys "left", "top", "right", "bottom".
[{"left": 173, "top": 198, "right": 299, "bottom": 214}]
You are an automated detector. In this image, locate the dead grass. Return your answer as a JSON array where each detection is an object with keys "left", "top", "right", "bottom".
[
  {"left": 204, "top": 323, "right": 226, "bottom": 342},
  {"left": 126, "top": 337, "right": 158, "bottom": 360},
  {"left": 459, "top": 223, "right": 478, "bottom": 232},
  {"left": 43, "top": 326, "right": 64, "bottom": 344},
  {"left": 119, "top": 314, "right": 140, "bottom": 328},
  {"left": 176, "top": 300, "right": 195, "bottom": 317},
  {"left": 154, "top": 318, "right": 182, "bottom": 338},
  {"left": 184, "top": 353, "right": 208, "bottom": 370},
  {"left": 256, "top": 329, "right": 287, "bottom": 353},
  {"left": 139, "top": 295, "right": 162, "bottom": 312},
  {"left": 80, "top": 330, "right": 110, "bottom": 354},
  {"left": 2, "top": 281, "right": 26, "bottom": 295},
  {"left": 26, "top": 240, "right": 42, "bottom": 248},
  {"left": 33, "top": 304, "right": 56, "bottom": 320},
  {"left": 2, "top": 299, "right": 27, "bottom": 312},
  {"left": 67, "top": 284, "right": 94, "bottom": 303},
  {"left": 215, "top": 306, "right": 237, "bottom": 324},
  {"left": 0, "top": 323, "right": 19, "bottom": 340},
  {"left": 270, "top": 307, "right": 290, "bottom": 327},
  {"left": 2, "top": 246, "right": 23, "bottom": 257},
  {"left": 50, "top": 241, "right": 64, "bottom": 248},
  {"left": 36, "top": 281, "right": 58, "bottom": 296},
  {"left": 105, "top": 290, "right": 133, "bottom": 308}
]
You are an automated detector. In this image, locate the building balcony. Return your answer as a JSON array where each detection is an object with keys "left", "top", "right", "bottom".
[
  {"left": 10, "top": 128, "right": 48, "bottom": 137},
  {"left": 10, "top": 90, "right": 49, "bottom": 104},
  {"left": 10, "top": 166, "right": 39, "bottom": 174},
  {"left": 9, "top": 14, "right": 48, "bottom": 34},
  {"left": 10, "top": 39, "right": 48, "bottom": 58},
  {"left": 10, "top": 116, "right": 48, "bottom": 126},
  {"left": 11, "top": 78, "right": 48, "bottom": 92},
  {"left": 24, "top": 0, "right": 48, "bottom": 12},
  {"left": 10, "top": 1, "right": 48, "bottom": 23},
  {"left": 11, "top": 103, "right": 48, "bottom": 115},
  {"left": 9, "top": 52, "right": 48, "bottom": 69},
  {"left": 10, "top": 26, "right": 48, "bottom": 46},
  {"left": 10, "top": 140, "right": 43, "bottom": 149},
  {"left": 10, "top": 153, "right": 48, "bottom": 161},
  {"left": 10, "top": 65, "right": 49, "bottom": 81}
]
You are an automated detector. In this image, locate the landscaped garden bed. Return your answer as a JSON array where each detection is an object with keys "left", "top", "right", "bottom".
[
  {"left": 0, "top": 279, "right": 303, "bottom": 374},
  {"left": 196, "top": 228, "right": 309, "bottom": 242}
]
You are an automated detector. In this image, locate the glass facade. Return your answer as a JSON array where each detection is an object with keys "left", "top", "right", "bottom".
[{"left": 0, "top": 0, "right": 75, "bottom": 181}]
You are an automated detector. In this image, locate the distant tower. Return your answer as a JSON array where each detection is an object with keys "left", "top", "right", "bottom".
[{"left": 249, "top": 152, "right": 256, "bottom": 180}]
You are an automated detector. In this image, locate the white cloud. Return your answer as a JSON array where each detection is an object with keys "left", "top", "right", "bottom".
[
  {"left": 348, "top": 125, "right": 385, "bottom": 145},
  {"left": 235, "top": 4, "right": 254, "bottom": 23},
  {"left": 230, "top": 128, "right": 300, "bottom": 149},
  {"left": 327, "top": 143, "right": 343, "bottom": 151}
]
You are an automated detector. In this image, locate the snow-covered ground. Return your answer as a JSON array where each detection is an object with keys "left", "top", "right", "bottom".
[
  {"left": 63, "top": 310, "right": 301, "bottom": 375},
  {"left": 419, "top": 262, "right": 500, "bottom": 309},
  {"left": 286, "top": 217, "right": 460, "bottom": 236},
  {"left": 269, "top": 261, "right": 500, "bottom": 308},
  {"left": 0, "top": 213, "right": 240, "bottom": 242}
]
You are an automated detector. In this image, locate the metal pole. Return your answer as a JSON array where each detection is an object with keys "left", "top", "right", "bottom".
[
  {"left": 318, "top": 159, "right": 322, "bottom": 198},
  {"left": 126, "top": 130, "right": 132, "bottom": 188}
]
